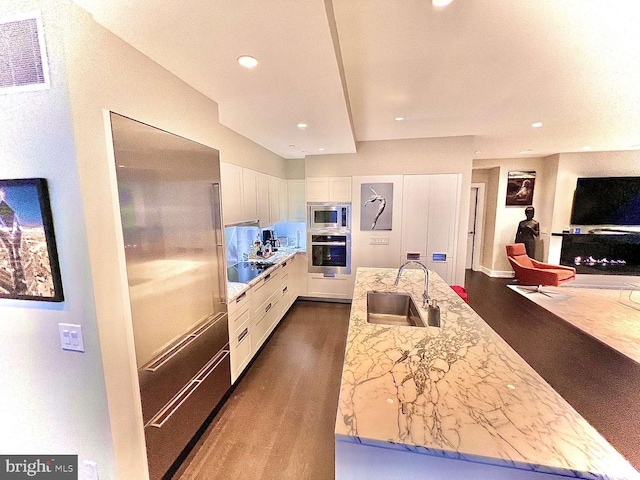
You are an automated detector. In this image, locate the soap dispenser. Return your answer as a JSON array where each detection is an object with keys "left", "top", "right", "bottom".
[{"left": 428, "top": 299, "right": 441, "bottom": 327}]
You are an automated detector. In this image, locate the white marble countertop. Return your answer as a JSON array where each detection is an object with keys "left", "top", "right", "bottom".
[
  {"left": 335, "top": 267, "right": 640, "bottom": 480},
  {"left": 226, "top": 248, "right": 306, "bottom": 302}
]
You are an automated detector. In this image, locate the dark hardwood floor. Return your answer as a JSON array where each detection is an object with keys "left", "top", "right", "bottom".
[
  {"left": 171, "top": 273, "right": 640, "bottom": 479},
  {"left": 173, "top": 300, "right": 351, "bottom": 480},
  {"left": 465, "top": 270, "right": 640, "bottom": 471}
]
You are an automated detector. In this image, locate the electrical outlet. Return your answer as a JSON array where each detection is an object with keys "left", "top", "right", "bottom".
[
  {"left": 369, "top": 236, "right": 389, "bottom": 245},
  {"left": 83, "top": 460, "right": 99, "bottom": 480}
]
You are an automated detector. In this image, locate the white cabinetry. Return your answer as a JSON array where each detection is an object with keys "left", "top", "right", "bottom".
[
  {"left": 228, "top": 288, "right": 252, "bottom": 384},
  {"left": 220, "top": 163, "right": 263, "bottom": 226},
  {"left": 306, "top": 176, "right": 352, "bottom": 202},
  {"left": 257, "top": 172, "right": 270, "bottom": 226},
  {"left": 278, "top": 178, "right": 288, "bottom": 222},
  {"left": 220, "top": 162, "right": 244, "bottom": 226},
  {"left": 242, "top": 168, "right": 259, "bottom": 221},
  {"left": 268, "top": 176, "right": 281, "bottom": 224},
  {"left": 287, "top": 180, "right": 306, "bottom": 222},
  {"left": 401, "top": 174, "right": 460, "bottom": 284},
  {"left": 307, "top": 273, "right": 352, "bottom": 299}
]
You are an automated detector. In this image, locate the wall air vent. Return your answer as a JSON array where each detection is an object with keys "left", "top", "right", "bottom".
[{"left": 0, "top": 12, "right": 50, "bottom": 94}]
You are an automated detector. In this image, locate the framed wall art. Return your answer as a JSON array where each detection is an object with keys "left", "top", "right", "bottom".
[
  {"left": 361, "top": 182, "right": 393, "bottom": 231},
  {"left": 0, "top": 178, "right": 64, "bottom": 302},
  {"left": 506, "top": 171, "right": 536, "bottom": 206}
]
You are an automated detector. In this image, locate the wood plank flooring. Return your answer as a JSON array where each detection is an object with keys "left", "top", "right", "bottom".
[
  {"left": 172, "top": 300, "right": 351, "bottom": 480},
  {"left": 170, "top": 272, "right": 640, "bottom": 479}
]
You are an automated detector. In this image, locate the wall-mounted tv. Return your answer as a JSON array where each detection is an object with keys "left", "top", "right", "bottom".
[{"left": 570, "top": 176, "right": 640, "bottom": 226}]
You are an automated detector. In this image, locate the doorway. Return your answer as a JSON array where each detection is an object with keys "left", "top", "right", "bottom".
[{"left": 466, "top": 183, "right": 485, "bottom": 271}]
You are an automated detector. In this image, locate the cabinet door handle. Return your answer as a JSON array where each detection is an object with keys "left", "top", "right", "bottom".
[
  {"left": 283, "top": 286, "right": 288, "bottom": 294},
  {"left": 265, "top": 302, "right": 272, "bottom": 313},
  {"left": 238, "top": 328, "right": 249, "bottom": 343},
  {"left": 264, "top": 273, "right": 271, "bottom": 282},
  {"left": 281, "top": 261, "right": 287, "bottom": 268},
  {"left": 235, "top": 291, "right": 247, "bottom": 303}
]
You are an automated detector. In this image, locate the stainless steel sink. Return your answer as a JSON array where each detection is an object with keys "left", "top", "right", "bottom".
[{"left": 366, "top": 291, "right": 426, "bottom": 327}]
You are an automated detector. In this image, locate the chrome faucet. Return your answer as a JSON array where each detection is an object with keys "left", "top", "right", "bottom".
[{"left": 394, "top": 260, "right": 430, "bottom": 308}]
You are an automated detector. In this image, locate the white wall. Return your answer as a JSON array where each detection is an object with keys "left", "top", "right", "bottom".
[
  {"left": 306, "top": 137, "right": 474, "bottom": 285},
  {"left": 1, "top": 2, "right": 289, "bottom": 479},
  {"left": 472, "top": 157, "right": 558, "bottom": 273},
  {"left": 0, "top": 0, "right": 115, "bottom": 476}
]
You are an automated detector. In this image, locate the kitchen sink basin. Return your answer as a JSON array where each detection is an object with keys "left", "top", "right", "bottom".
[{"left": 366, "top": 291, "right": 426, "bottom": 327}]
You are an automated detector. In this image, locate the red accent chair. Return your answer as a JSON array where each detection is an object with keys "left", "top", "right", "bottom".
[
  {"left": 506, "top": 243, "right": 576, "bottom": 286},
  {"left": 450, "top": 285, "right": 469, "bottom": 303}
]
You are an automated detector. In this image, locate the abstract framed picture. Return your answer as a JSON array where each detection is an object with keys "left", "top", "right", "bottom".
[
  {"left": 361, "top": 182, "right": 393, "bottom": 230},
  {"left": 0, "top": 178, "right": 64, "bottom": 302},
  {"left": 506, "top": 171, "right": 536, "bottom": 206}
]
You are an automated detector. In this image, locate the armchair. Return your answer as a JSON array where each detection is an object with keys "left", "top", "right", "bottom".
[{"left": 506, "top": 243, "right": 576, "bottom": 286}]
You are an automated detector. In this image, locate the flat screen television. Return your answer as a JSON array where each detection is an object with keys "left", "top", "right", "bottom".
[{"left": 570, "top": 176, "right": 640, "bottom": 226}]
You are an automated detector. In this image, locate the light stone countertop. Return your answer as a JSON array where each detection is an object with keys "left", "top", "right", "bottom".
[
  {"left": 335, "top": 266, "right": 640, "bottom": 480},
  {"left": 226, "top": 248, "right": 306, "bottom": 302}
]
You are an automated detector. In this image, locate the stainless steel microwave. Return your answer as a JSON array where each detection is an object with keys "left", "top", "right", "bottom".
[{"left": 308, "top": 203, "right": 351, "bottom": 230}]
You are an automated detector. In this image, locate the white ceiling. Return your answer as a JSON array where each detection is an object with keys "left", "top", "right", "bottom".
[{"left": 74, "top": 0, "right": 640, "bottom": 160}]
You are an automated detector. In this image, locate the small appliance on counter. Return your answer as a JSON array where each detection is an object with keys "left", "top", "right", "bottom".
[{"left": 262, "top": 229, "right": 280, "bottom": 251}]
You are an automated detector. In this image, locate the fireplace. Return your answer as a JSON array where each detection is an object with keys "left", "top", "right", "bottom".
[{"left": 560, "top": 234, "right": 640, "bottom": 275}]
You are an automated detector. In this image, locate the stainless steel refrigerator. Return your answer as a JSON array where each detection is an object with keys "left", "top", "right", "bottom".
[{"left": 110, "top": 113, "right": 229, "bottom": 480}]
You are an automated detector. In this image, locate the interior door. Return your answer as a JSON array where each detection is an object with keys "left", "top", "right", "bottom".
[{"left": 466, "top": 187, "right": 478, "bottom": 269}]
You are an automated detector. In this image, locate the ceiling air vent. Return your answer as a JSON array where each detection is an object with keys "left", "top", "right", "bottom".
[{"left": 0, "top": 12, "right": 50, "bottom": 94}]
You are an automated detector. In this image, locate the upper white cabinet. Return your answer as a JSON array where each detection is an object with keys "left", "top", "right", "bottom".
[
  {"left": 241, "top": 168, "right": 259, "bottom": 221},
  {"left": 220, "top": 162, "right": 244, "bottom": 226},
  {"left": 306, "top": 176, "right": 352, "bottom": 202},
  {"left": 257, "top": 173, "right": 270, "bottom": 226},
  {"left": 278, "top": 178, "right": 288, "bottom": 222},
  {"left": 269, "top": 175, "right": 281, "bottom": 224},
  {"left": 222, "top": 164, "right": 291, "bottom": 227},
  {"left": 287, "top": 180, "right": 306, "bottom": 222},
  {"left": 401, "top": 174, "right": 460, "bottom": 284}
]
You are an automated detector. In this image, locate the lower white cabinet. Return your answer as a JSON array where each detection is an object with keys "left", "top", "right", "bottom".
[
  {"left": 230, "top": 320, "right": 251, "bottom": 384},
  {"left": 227, "top": 253, "right": 305, "bottom": 384},
  {"left": 307, "top": 273, "right": 353, "bottom": 299}
]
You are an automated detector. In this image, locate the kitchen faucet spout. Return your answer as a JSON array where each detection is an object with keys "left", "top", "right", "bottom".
[{"left": 394, "top": 260, "right": 430, "bottom": 308}]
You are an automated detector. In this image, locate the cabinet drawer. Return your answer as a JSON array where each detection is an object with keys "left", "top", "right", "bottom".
[
  {"left": 230, "top": 321, "right": 251, "bottom": 384},
  {"left": 144, "top": 349, "right": 230, "bottom": 480},
  {"left": 229, "top": 303, "right": 250, "bottom": 337},
  {"left": 251, "top": 291, "right": 280, "bottom": 352},
  {"left": 252, "top": 270, "right": 281, "bottom": 316},
  {"left": 228, "top": 288, "right": 251, "bottom": 316},
  {"left": 280, "top": 257, "right": 293, "bottom": 276}
]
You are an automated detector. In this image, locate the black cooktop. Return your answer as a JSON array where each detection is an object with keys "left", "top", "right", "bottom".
[{"left": 227, "top": 261, "right": 274, "bottom": 283}]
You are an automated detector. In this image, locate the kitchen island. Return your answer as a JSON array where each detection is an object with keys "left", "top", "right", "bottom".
[{"left": 335, "top": 267, "right": 640, "bottom": 479}]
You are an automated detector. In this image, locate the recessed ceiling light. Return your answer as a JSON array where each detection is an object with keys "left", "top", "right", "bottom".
[
  {"left": 507, "top": 384, "right": 516, "bottom": 390},
  {"left": 297, "top": 123, "right": 308, "bottom": 129},
  {"left": 318, "top": 148, "right": 325, "bottom": 152},
  {"left": 520, "top": 149, "right": 533, "bottom": 154},
  {"left": 474, "top": 150, "right": 481, "bottom": 155},
  {"left": 288, "top": 144, "right": 295, "bottom": 148},
  {"left": 581, "top": 146, "right": 591, "bottom": 151},
  {"left": 237, "top": 55, "right": 258, "bottom": 68},
  {"left": 531, "top": 122, "right": 543, "bottom": 128},
  {"left": 432, "top": 0, "right": 454, "bottom": 7},
  {"left": 394, "top": 116, "right": 405, "bottom": 121}
]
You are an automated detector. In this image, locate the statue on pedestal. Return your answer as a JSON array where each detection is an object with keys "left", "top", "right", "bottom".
[{"left": 515, "top": 206, "right": 540, "bottom": 258}]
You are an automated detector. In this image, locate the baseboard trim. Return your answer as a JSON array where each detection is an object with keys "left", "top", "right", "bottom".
[{"left": 479, "top": 266, "right": 514, "bottom": 278}]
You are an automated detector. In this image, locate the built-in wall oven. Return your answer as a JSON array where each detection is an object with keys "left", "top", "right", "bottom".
[
  {"left": 308, "top": 230, "right": 351, "bottom": 275},
  {"left": 308, "top": 203, "right": 351, "bottom": 230}
]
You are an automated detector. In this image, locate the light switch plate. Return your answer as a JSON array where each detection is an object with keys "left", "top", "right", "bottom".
[{"left": 58, "top": 323, "right": 85, "bottom": 352}]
